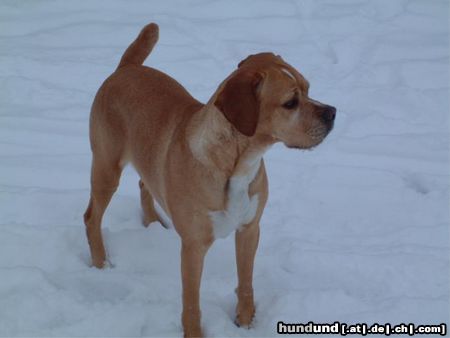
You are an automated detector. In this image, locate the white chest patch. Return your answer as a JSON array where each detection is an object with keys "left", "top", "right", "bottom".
[{"left": 209, "top": 160, "right": 261, "bottom": 239}]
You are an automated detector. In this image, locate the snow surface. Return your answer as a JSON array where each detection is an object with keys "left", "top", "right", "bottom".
[{"left": 0, "top": 0, "right": 449, "bottom": 336}]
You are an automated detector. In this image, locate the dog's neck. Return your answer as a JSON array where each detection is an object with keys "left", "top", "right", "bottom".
[{"left": 188, "top": 103, "right": 272, "bottom": 178}]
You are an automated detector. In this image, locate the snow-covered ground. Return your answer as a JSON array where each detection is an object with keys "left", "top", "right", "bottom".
[{"left": 0, "top": 0, "right": 449, "bottom": 336}]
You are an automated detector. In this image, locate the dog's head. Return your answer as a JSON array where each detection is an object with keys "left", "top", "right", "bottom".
[{"left": 214, "top": 53, "right": 335, "bottom": 149}]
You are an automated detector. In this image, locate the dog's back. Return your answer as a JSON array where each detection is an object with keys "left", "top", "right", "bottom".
[{"left": 89, "top": 23, "right": 202, "bottom": 169}]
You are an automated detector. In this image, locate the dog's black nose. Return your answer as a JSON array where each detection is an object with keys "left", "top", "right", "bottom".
[{"left": 321, "top": 105, "right": 336, "bottom": 123}]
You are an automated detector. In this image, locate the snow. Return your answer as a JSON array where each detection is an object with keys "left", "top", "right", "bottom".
[{"left": 0, "top": 0, "right": 449, "bottom": 336}]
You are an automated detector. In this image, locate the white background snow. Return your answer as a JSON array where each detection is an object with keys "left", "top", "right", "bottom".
[{"left": 0, "top": 0, "right": 449, "bottom": 336}]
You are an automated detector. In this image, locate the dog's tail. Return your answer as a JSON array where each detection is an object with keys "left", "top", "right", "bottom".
[{"left": 117, "top": 23, "right": 159, "bottom": 69}]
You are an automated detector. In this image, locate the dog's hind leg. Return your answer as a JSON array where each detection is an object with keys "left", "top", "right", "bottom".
[
  {"left": 139, "top": 179, "right": 159, "bottom": 227},
  {"left": 84, "top": 154, "right": 123, "bottom": 268}
]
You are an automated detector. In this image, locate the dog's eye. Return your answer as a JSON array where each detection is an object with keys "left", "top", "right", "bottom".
[{"left": 282, "top": 98, "right": 298, "bottom": 110}]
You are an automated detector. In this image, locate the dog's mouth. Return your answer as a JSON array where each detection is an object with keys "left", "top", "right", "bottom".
[
  {"left": 284, "top": 122, "right": 333, "bottom": 150},
  {"left": 307, "top": 123, "right": 333, "bottom": 146}
]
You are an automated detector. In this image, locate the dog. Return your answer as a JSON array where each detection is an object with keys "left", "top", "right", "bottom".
[{"left": 84, "top": 23, "right": 335, "bottom": 337}]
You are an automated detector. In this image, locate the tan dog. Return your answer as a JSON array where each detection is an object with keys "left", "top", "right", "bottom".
[{"left": 84, "top": 23, "right": 335, "bottom": 337}]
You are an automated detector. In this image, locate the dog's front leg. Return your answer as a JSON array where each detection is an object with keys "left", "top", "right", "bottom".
[
  {"left": 181, "top": 239, "right": 211, "bottom": 338},
  {"left": 234, "top": 222, "right": 260, "bottom": 328}
]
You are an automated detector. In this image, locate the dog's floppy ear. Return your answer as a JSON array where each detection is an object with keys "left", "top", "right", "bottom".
[{"left": 214, "top": 69, "right": 263, "bottom": 137}]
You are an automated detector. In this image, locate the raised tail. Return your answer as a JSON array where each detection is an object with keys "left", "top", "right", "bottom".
[{"left": 117, "top": 23, "right": 159, "bottom": 69}]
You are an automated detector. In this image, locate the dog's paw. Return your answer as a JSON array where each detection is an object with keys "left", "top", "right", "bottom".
[
  {"left": 91, "top": 257, "right": 114, "bottom": 269},
  {"left": 234, "top": 303, "right": 255, "bottom": 329},
  {"left": 234, "top": 314, "right": 254, "bottom": 329}
]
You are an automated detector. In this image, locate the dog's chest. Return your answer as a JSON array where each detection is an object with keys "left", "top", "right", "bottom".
[{"left": 209, "top": 161, "right": 261, "bottom": 239}]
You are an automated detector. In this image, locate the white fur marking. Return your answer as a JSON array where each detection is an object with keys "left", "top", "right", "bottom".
[
  {"left": 289, "top": 109, "right": 301, "bottom": 123},
  {"left": 281, "top": 68, "right": 296, "bottom": 80},
  {"left": 189, "top": 126, "right": 208, "bottom": 162},
  {"left": 210, "top": 160, "right": 261, "bottom": 239}
]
